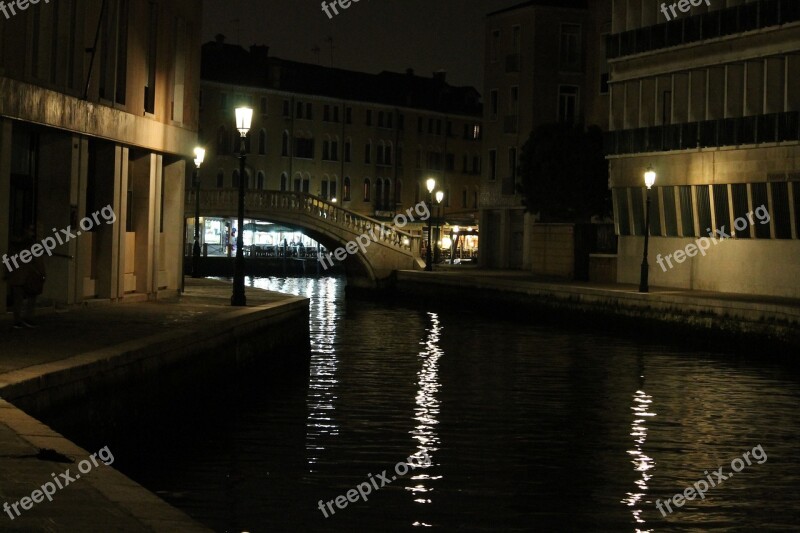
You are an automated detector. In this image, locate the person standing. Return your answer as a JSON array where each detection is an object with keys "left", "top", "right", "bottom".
[{"left": 6, "top": 230, "right": 46, "bottom": 329}]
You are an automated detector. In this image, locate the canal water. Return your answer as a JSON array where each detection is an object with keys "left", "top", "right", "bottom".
[{"left": 49, "top": 276, "right": 800, "bottom": 532}]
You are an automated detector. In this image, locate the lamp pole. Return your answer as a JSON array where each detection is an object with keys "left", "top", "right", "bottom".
[
  {"left": 232, "top": 107, "right": 252, "bottom": 306},
  {"left": 192, "top": 147, "right": 205, "bottom": 279},
  {"left": 425, "top": 178, "right": 436, "bottom": 271},
  {"left": 639, "top": 167, "right": 656, "bottom": 293},
  {"left": 435, "top": 190, "right": 444, "bottom": 264}
]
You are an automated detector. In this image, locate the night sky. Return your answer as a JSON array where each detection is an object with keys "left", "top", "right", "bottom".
[{"left": 202, "top": 0, "right": 522, "bottom": 91}]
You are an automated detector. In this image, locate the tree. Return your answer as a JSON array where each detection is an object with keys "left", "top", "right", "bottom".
[{"left": 517, "top": 122, "right": 610, "bottom": 222}]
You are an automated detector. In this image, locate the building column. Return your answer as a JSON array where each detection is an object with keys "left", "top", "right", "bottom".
[
  {"left": 161, "top": 157, "right": 186, "bottom": 293},
  {"left": 0, "top": 119, "right": 11, "bottom": 311}
]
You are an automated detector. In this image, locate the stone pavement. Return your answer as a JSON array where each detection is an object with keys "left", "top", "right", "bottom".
[{"left": 0, "top": 278, "right": 300, "bottom": 531}]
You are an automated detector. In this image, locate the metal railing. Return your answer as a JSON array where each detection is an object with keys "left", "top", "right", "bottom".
[{"left": 186, "top": 189, "right": 419, "bottom": 254}]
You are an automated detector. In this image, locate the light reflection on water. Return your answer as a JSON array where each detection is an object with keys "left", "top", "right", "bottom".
[{"left": 113, "top": 276, "right": 800, "bottom": 532}]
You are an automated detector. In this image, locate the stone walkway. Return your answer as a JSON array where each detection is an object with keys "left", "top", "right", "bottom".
[{"left": 0, "top": 278, "right": 299, "bottom": 531}]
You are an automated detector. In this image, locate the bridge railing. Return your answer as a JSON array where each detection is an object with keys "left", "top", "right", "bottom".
[{"left": 186, "top": 189, "right": 420, "bottom": 255}]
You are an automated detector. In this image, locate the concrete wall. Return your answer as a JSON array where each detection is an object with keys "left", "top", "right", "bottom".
[
  {"left": 618, "top": 236, "right": 800, "bottom": 298},
  {"left": 526, "top": 224, "right": 576, "bottom": 278}
]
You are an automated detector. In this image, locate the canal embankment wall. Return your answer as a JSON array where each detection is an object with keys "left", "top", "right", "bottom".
[
  {"left": 0, "top": 279, "right": 309, "bottom": 531},
  {"left": 394, "top": 270, "right": 800, "bottom": 354}
]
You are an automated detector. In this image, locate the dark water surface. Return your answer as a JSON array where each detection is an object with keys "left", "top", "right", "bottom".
[{"left": 54, "top": 276, "right": 800, "bottom": 532}]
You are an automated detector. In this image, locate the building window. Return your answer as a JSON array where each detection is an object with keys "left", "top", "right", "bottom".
[
  {"left": 385, "top": 144, "right": 392, "bottom": 165},
  {"left": 280, "top": 173, "right": 287, "bottom": 191},
  {"left": 331, "top": 138, "right": 339, "bottom": 161},
  {"left": 378, "top": 111, "right": 384, "bottom": 127},
  {"left": 257, "top": 171, "right": 265, "bottom": 190},
  {"left": 283, "top": 99, "right": 290, "bottom": 117},
  {"left": 345, "top": 139, "right": 352, "bottom": 162},
  {"left": 363, "top": 178, "right": 371, "bottom": 202},
  {"left": 418, "top": 117, "right": 423, "bottom": 133},
  {"left": 509, "top": 148, "right": 517, "bottom": 181},
  {"left": 662, "top": 186, "right": 679, "bottom": 237},
  {"left": 558, "top": 86, "right": 579, "bottom": 124},
  {"left": 343, "top": 177, "right": 351, "bottom": 201},
  {"left": 144, "top": 1, "right": 158, "bottom": 114},
  {"left": 324, "top": 104, "right": 330, "bottom": 122},
  {"left": 473, "top": 155, "right": 480, "bottom": 174},
  {"left": 333, "top": 106, "right": 339, "bottom": 122},
  {"left": 322, "top": 139, "right": 331, "bottom": 160},
  {"left": 490, "top": 90, "right": 498, "bottom": 119},
  {"left": 366, "top": 110, "right": 372, "bottom": 126},
  {"left": 679, "top": 185, "right": 695, "bottom": 237},
  {"left": 615, "top": 189, "right": 631, "bottom": 236},
  {"left": 770, "top": 182, "right": 792, "bottom": 239},
  {"left": 489, "top": 150, "right": 497, "bottom": 181},
  {"left": 282, "top": 131, "right": 289, "bottom": 156},
  {"left": 216, "top": 170, "right": 224, "bottom": 188},
  {"left": 217, "top": 126, "right": 228, "bottom": 155},
  {"left": 306, "top": 103, "right": 313, "bottom": 119},
  {"left": 560, "top": 24, "right": 581, "bottom": 71},
  {"left": 345, "top": 107, "right": 352, "bottom": 124},
  {"left": 510, "top": 86, "right": 519, "bottom": 114},
  {"left": 296, "top": 101, "right": 303, "bottom": 118},
  {"left": 512, "top": 25, "right": 521, "bottom": 51},
  {"left": 258, "top": 130, "right": 266, "bottom": 155},
  {"left": 294, "top": 137, "right": 314, "bottom": 159},
  {"left": 387, "top": 113, "right": 393, "bottom": 129},
  {"left": 491, "top": 29, "right": 500, "bottom": 62},
  {"left": 365, "top": 141, "right": 372, "bottom": 164},
  {"left": 232, "top": 169, "right": 240, "bottom": 188}
]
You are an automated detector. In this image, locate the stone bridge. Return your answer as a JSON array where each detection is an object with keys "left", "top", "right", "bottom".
[{"left": 186, "top": 189, "right": 425, "bottom": 288}]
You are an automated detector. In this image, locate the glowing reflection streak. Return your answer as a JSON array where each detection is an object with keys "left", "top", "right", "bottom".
[
  {"left": 621, "top": 389, "right": 656, "bottom": 532},
  {"left": 253, "top": 277, "right": 341, "bottom": 471},
  {"left": 407, "top": 312, "right": 442, "bottom": 507}
]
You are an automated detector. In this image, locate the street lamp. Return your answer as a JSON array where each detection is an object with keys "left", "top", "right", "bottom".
[
  {"left": 425, "top": 178, "right": 436, "bottom": 271},
  {"left": 639, "top": 166, "right": 656, "bottom": 293},
  {"left": 191, "top": 147, "right": 205, "bottom": 279},
  {"left": 435, "top": 190, "right": 444, "bottom": 264},
  {"left": 231, "top": 106, "right": 252, "bottom": 306}
]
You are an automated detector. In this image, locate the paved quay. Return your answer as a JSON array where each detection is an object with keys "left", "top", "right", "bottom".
[
  {"left": 396, "top": 269, "right": 800, "bottom": 352},
  {"left": 0, "top": 278, "right": 306, "bottom": 531}
]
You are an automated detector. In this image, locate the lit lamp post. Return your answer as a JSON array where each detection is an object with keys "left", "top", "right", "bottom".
[
  {"left": 191, "top": 147, "right": 205, "bottom": 279},
  {"left": 231, "top": 106, "right": 252, "bottom": 306},
  {"left": 435, "top": 190, "right": 444, "bottom": 264},
  {"left": 639, "top": 166, "right": 657, "bottom": 293},
  {"left": 425, "top": 178, "right": 436, "bottom": 271},
  {"left": 451, "top": 225, "right": 459, "bottom": 264}
]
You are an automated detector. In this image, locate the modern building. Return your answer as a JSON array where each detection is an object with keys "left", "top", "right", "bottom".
[
  {"left": 192, "top": 36, "right": 483, "bottom": 259},
  {"left": 479, "top": 0, "right": 611, "bottom": 269},
  {"left": 605, "top": 0, "right": 800, "bottom": 297},
  {"left": 0, "top": 0, "right": 202, "bottom": 309}
]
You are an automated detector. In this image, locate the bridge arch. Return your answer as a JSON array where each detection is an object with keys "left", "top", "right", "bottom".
[{"left": 187, "top": 190, "right": 425, "bottom": 288}]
